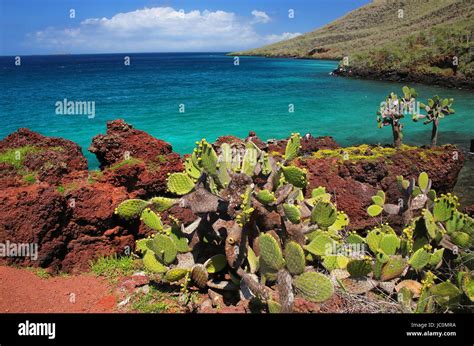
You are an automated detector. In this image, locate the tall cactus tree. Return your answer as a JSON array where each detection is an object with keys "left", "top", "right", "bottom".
[
  {"left": 413, "top": 96, "right": 455, "bottom": 147},
  {"left": 377, "top": 86, "right": 417, "bottom": 148}
]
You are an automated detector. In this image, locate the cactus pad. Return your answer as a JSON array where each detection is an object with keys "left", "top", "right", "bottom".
[
  {"left": 346, "top": 233, "right": 365, "bottom": 244},
  {"left": 379, "top": 233, "right": 400, "bottom": 256},
  {"left": 135, "top": 238, "right": 149, "bottom": 254},
  {"left": 149, "top": 197, "right": 177, "bottom": 212},
  {"left": 451, "top": 232, "right": 471, "bottom": 248},
  {"left": 409, "top": 248, "right": 431, "bottom": 270},
  {"left": 283, "top": 203, "right": 301, "bottom": 224},
  {"left": 169, "top": 227, "right": 190, "bottom": 253},
  {"left": 165, "top": 268, "right": 189, "bottom": 282},
  {"left": 429, "top": 248, "right": 444, "bottom": 267},
  {"left": 140, "top": 208, "right": 163, "bottom": 231},
  {"left": 339, "top": 277, "right": 378, "bottom": 294},
  {"left": 259, "top": 234, "right": 285, "bottom": 271},
  {"left": 267, "top": 300, "right": 282, "bottom": 313},
  {"left": 284, "top": 241, "right": 305, "bottom": 275},
  {"left": 433, "top": 195, "right": 455, "bottom": 222},
  {"left": 284, "top": 133, "right": 301, "bottom": 162},
  {"left": 143, "top": 251, "right": 167, "bottom": 273},
  {"left": 184, "top": 155, "right": 201, "bottom": 179},
  {"left": 311, "top": 201, "right": 337, "bottom": 227},
  {"left": 204, "top": 254, "right": 227, "bottom": 273},
  {"left": 147, "top": 234, "right": 177, "bottom": 265},
  {"left": 293, "top": 272, "right": 334, "bottom": 303},
  {"left": 418, "top": 172, "right": 430, "bottom": 192},
  {"left": 305, "top": 234, "right": 335, "bottom": 257},
  {"left": 367, "top": 204, "right": 383, "bottom": 217},
  {"left": 115, "top": 199, "right": 149, "bottom": 220},
  {"left": 255, "top": 189, "right": 276, "bottom": 205},
  {"left": 242, "top": 144, "right": 258, "bottom": 177},
  {"left": 191, "top": 264, "right": 209, "bottom": 288},
  {"left": 429, "top": 281, "right": 462, "bottom": 307},
  {"left": 366, "top": 229, "right": 383, "bottom": 253},
  {"left": 380, "top": 255, "right": 407, "bottom": 281},
  {"left": 347, "top": 259, "right": 372, "bottom": 277},
  {"left": 281, "top": 165, "right": 307, "bottom": 189},
  {"left": 423, "top": 209, "right": 438, "bottom": 239},
  {"left": 167, "top": 172, "right": 195, "bottom": 195},
  {"left": 247, "top": 246, "right": 259, "bottom": 274}
]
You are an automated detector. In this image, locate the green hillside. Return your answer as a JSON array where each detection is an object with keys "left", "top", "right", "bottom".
[{"left": 232, "top": 0, "right": 474, "bottom": 86}]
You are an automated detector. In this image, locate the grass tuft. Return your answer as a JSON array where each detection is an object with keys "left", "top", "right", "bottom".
[{"left": 90, "top": 254, "right": 136, "bottom": 283}]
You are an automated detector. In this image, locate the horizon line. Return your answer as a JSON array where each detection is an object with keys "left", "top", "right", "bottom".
[{"left": 0, "top": 51, "right": 235, "bottom": 58}]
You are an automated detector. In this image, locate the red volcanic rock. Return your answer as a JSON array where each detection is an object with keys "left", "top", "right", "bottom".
[
  {"left": 267, "top": 134, "right": 340, "bottom": 156},
  {"left": 214, "top": 135, "right": 243, "bottom": 147},
  {"left": 0, "top": 120, "right": 187, "bottom": 273},
  {"left": 301, "top": 134, "right": 340, "bottom": 153},
  {"left": 297, "top": 145, "right": 465, "bottom": 231},
  {"left": 0, "top": 128, "right": 88, "bottom": 187},
  {"left": 297, "top": 157, "right": 377, "bottom": 231},
  {"left": 89, "top": 120, "right": 184, "bottom": 197},
  {"left": 89, "top": 119, "right": 174, "bottom": 168},
  {"left": 0, "top": 179, "right": 136, "bottom": 273}
]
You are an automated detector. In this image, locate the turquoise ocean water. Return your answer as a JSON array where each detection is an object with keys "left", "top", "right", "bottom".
[{"left": 0, "top": 53, "right": 473, "bottom": 169}]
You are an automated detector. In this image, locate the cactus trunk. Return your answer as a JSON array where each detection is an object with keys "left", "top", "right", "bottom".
[
  {"left": 392, "top": 123, "right": 402, "bottom": 148},
  {"left": 431, "top": 118, "right": 439, "bottom": 147}
]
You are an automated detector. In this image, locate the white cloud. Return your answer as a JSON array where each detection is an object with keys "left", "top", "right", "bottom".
[
  {"left": 264, "top": 32, "right": 302, "bottom": 44},
  {"left": 251, "top": 10, "right": 270, "bottom": 24},
  {"left": 29, "top": 7, "right": 299, "bottom": 53}
]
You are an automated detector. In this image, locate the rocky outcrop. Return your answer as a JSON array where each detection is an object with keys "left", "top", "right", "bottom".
[
  {"left": 0, "top": 128, "right": 88, "bottom": 187},
  {"left": 89, "top": 120, "right": 183, "bottom": 198},
  {"left": 0, "top": 121, "right": 183, "bottom": 273},
  {"left": 296, "top": 144, "right": 464, "bottom": 231},
  {"left": 332, "top": 66, "right": 474, "bottom": 90},
  {"left": 0, "top": 121, "right": 466, "bottom": 273}
]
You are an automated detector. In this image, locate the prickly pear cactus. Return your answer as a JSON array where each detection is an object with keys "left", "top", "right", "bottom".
[
  {"left": 347, "top": 258, "right": 372, "bottom": 277},
  {"left": 204, "top": 254, "right": 227, "bottom": 274},
  {"left": 380, "top": 255, "right": 407, "bottom": 281},
  {"left": 305, "top": 234, "right": 335, "bottom": 257},
  {"left": 255, "top": 189, "right": 276, "bottom": 205},
  {"left": 165, "top": 268, "right": 189, "bottom": 282},
  {"left": 167, "top": 172, "right": 195, "bottom": 195},
  {"left": 293, "top": 272, "right": 334, "bottom": 303},
  {"left": 281, "top": 165, "right": 307, "bottom": 189},
  {"left": 259, "top": 234, "right": 285, "bottom": 271},
  {"left": 141, "top": 208, "right": 163, "bottom": 231},
  {"left": 433, "top": 194, "right": 456, "bottom": 222},
  {"left": 311, "top": 201, "right": 337, "bottom": 228},
  {"left": 149, "top": 197, "right": 177, "bottom": 212},
  {"left": 143, "top": 251, "right": 167, "bottom": 273},
  {"left": 147, "top": 234, "right": 177, "bottom": 265},
  {"left": 191, "top": 264, "right": 209, "bottom": 288},
  {"left": 379, "top": 234, "right": 400, "bottom": 256},
  {"left": 115, "top": 199, "right": 149, "bottom": 219},
  {"left": 409, "top": 247, "right": 431, "bottom": 270},
  {"left": 284, "top": 133, "right": 301, "bottom": 162},
  {"left": 283, "top": 203, "right": 301, "bottom": 224},
  {"left": 284, "top": 241, "right": 305, "bottom": 275}
]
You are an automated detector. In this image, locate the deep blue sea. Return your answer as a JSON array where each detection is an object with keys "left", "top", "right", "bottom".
[{"left": 0, "top": 53, "right": 473, "bottom": 169}]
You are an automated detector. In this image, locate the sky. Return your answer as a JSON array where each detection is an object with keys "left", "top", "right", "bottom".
[{"left": 0, "top": 0, "right": 370, "bottom": 55}]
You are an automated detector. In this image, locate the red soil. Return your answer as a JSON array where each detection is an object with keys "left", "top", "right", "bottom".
[{"left": 0, "top": 266, "right": 116, "bottom": 313}]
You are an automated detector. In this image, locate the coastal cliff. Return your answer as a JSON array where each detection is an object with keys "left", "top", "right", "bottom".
[{"left": 231, "top": 0, "right": 474, "bottom": 89}]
